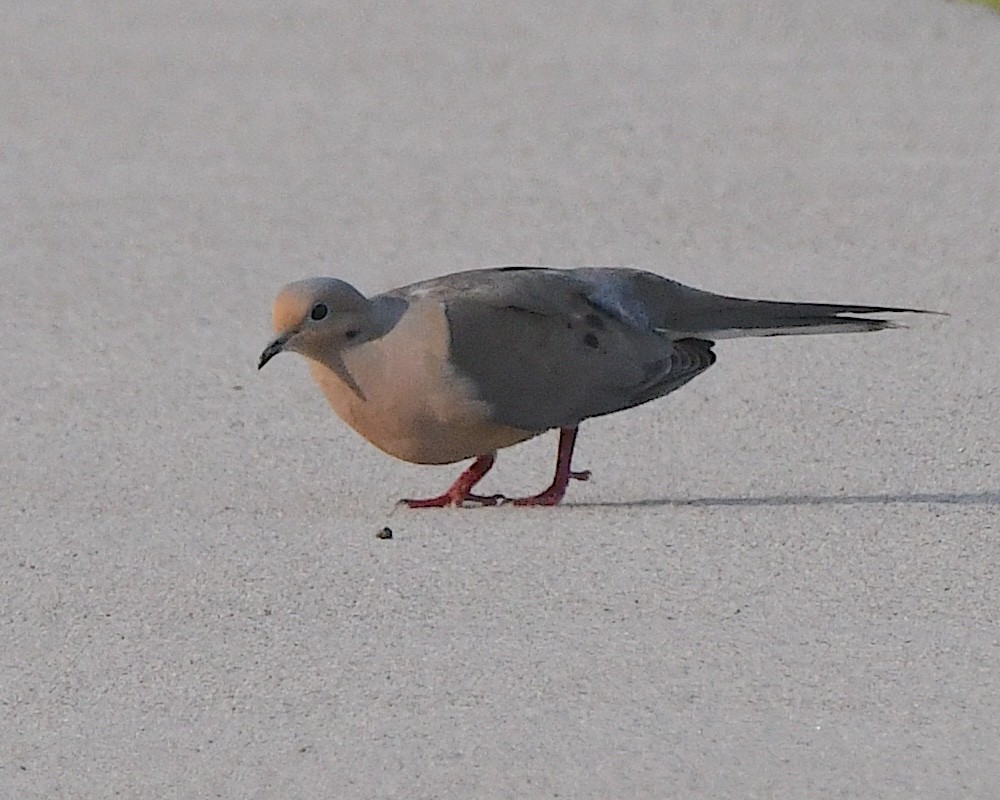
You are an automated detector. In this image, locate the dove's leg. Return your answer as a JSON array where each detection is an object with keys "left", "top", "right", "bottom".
[
  {"left": 510, "top": 427, "right": 590, "bottom": 506},
  {"left": 401, "top": 453, "right": 504, "bottom": 508}
]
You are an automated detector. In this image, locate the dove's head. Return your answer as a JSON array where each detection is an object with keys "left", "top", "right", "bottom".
[{"left": 258, "top": 278, "right": 372, "bottom": 370}]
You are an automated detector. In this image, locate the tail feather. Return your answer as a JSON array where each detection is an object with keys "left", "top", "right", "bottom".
[
  {"left": 619, "top": 271, "right": 938, "bottom": 340},
  {"left": 670, "top": 300, "right": 918, "bottom": 340}
]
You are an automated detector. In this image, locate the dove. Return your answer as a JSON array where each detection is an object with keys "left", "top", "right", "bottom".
[{"left": 259, "top": 267, "right": 929, "bottom": 507}]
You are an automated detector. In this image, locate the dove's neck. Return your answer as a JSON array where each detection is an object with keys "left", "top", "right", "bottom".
[{"left": 364, "top": 295, "right": 409, "bottom": 341}]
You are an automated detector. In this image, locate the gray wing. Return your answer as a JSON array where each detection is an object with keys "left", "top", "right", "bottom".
[
  {"left": 387, "top": 264, "right": 928, "bottom": 431},
  {"left": 434, "top": 270, "right": 716, "bottom": 431},
  {"left": 393, "top": 265, "right": 931, "bottom": 339}
]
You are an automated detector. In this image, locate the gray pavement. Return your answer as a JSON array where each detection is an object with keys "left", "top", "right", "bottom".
[{"left": 3, "top": 1, "right": 998, "bottom": 797}]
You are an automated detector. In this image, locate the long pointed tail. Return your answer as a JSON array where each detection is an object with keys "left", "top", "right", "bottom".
[
  {"left": 668, "top": 297, "right": 933, "bottom": 339},
  {"left": 624, "top": 272, "right": 940, "bottom": 340}
]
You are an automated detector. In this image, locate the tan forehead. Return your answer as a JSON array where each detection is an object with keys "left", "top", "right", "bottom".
[{"left": 271, "top": 288, "right": 314, "bottom": 333}]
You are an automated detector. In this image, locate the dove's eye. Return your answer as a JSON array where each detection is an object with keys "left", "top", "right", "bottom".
[{"left": 310, "top": 303, "right": 328, "bottom": 321}]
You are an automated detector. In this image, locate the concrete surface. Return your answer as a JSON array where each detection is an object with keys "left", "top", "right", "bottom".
[{"left": 3, "top": 1, "right": 998, "bottom": 797}]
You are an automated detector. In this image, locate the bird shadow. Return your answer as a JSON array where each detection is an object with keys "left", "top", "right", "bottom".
[{"left": 570, "top": 491, "right": 1000, "bottom": 510}]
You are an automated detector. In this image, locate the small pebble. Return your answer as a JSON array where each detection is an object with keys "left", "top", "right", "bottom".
[{"left": 376, "top": 526, "right": 393, "bottom": 540}]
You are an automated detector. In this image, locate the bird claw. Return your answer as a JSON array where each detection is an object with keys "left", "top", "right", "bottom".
[
  {"left": 508, "top": 490, "right": 565, "bottom": 507},
  {"left": 399, "top": 492, "right": 506, "bottom": 509},
  {"left": 460, "top": 493, "right": 507, "bottom": 508}
]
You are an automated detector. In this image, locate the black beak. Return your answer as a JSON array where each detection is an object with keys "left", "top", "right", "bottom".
[{"left": 258, "top": 333, "right": 290, "bottom": 370}]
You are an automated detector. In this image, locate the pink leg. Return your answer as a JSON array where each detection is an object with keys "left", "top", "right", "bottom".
[
  {"left": 400, "top": 453, "right": 504, "bottom": 508},
  {"left": 510, "top": 427, "right": 590, "bottom": 506}
]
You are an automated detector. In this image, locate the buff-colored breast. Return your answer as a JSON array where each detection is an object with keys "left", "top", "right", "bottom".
[{"left": 309, "top": 299, "right": 539, "bottom": 464}]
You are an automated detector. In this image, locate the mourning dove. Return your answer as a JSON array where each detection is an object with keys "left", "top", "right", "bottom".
[{"left": 259, "top": 267, "right": 930, "bottom": 507}]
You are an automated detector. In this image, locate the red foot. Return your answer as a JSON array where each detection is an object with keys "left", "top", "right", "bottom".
[
  {"left": 508, "top": 467, "right": 590, "bottom": 506},
  {"left": 399, "top": 428, "right": 590, "bottom": 509},
  {"left": 401, "top": 491, "right": 505, "bottom": 509},
  {"left": 399, "top": 454, "right": 500, "bottom": 508}
]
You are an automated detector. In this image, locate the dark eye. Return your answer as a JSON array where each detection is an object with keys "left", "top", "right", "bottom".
[{"left": 310, "top": 303, "right": 328, "bottom": 321}]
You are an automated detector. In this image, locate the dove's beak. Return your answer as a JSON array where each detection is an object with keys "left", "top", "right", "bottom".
[{"left": 258, "top": 332, "right": 292, "bottom": 370}]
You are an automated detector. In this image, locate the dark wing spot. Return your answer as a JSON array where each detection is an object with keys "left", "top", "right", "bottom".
[{"left": 584, "top": 332, "right": 600, "bottom": 349}]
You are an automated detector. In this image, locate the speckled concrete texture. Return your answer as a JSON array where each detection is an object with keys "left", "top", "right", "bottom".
[{"left": 3, "top": 2, "right": 998, "bottom": 797}]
